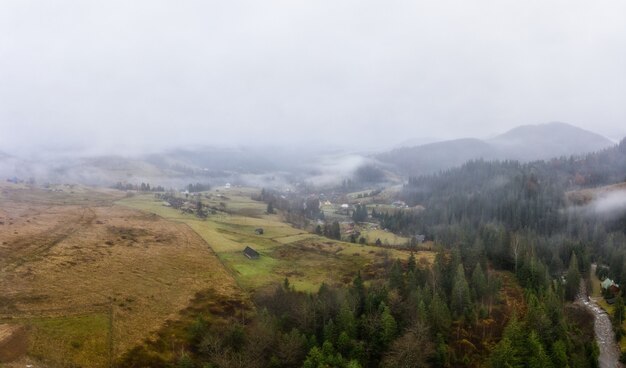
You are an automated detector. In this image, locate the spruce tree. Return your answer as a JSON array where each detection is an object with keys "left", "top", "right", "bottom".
[
  {"left": 451, "top": 264, "right": 472, "bottom": 319},
  {"left": 612, "top": 294, "right": 625, "bottom": 341},
  {"left": 565, "top": 252, "right": 581, "bottom": 301},
  {"left": 471, "top": 263, "right": 487, "bottom": 303}
]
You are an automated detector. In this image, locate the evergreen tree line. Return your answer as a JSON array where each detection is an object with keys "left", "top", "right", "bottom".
[
  {"left": 159, "top": 241, "right": 598, "bottom": 368},
  {"left": 257, "top": 189, "right": 323, "bottom": 228},
  {"left": 187, "top": 183, "right": 212, "bottom": 193},
  {"left": 113, "top": 182, "right": 167, "bottom": 192}
]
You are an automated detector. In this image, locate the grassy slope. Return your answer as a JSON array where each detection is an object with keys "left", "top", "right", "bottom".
[
  {"left": 118, "top": 190, "right": 430, "bottom": 293},
  {"left": 22, "top": 313, "right": 109, "bottom": 367},
  {"left": 0, "top": 184, "right": 244, "bottom": 367}
]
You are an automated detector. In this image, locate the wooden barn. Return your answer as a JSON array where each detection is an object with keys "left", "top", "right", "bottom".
[{"left": 243, "top": 246, "right": 260, "bottom": 260}]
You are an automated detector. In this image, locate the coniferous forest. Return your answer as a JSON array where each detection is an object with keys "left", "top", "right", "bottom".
[{"left": 119, "top": 140, "right": 626, "bottom": 368}]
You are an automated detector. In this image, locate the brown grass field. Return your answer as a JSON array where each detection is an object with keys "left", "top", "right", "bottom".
[{"left": 0, "top": 184, "right": 244, "bottom": 367}]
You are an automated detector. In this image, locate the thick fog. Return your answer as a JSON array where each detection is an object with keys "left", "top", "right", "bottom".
[
  {"left": 567, "top": 189, "right": 626, "bottom": 223},
  {"left": 1, "top": 0, "right": 626, "bottom": 155}
]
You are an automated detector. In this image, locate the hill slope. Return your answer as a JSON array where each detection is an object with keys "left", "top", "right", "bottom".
[
  {"left": 490, "top": 122, "right": 613, "bottom": 161},
  {"left": 377, "top": 122, "right": 614, "bottom": 176}
]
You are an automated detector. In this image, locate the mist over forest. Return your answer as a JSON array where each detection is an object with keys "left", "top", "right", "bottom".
[{"left": 2, "top": 1, "right": 626, "bottom": 368}]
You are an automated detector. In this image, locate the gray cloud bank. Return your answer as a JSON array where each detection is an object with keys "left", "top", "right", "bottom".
[{"left": 1, "top": 0, "right": 626, "bottom": 154}]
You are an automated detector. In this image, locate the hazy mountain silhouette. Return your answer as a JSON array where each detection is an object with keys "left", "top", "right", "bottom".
[{"left": 378, "top": 122, "right": 614, "bottom": 176}]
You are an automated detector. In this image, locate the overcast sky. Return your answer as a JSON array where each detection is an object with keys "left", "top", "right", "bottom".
[{"left": 1, "top": 0, "right": 625, "bottom": 154}]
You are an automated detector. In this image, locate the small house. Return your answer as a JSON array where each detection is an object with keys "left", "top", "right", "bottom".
[
  {"left": 243, "top": 246, "right": 260, "bottom": 260},
  {"left": 601, "top": 278, "right": 620, "bottom": 304},
  {"left": 610, "top": 284, "right": 621, "bottom": 295},
  {"left": 255, "top": 228, "right": 264, "bottom": 235},
  {"left": 391, "top": 201, "right": 408, "bottom": 208},
  {"left": 601, "top": 278, "right": 618, "bottom": 290}
]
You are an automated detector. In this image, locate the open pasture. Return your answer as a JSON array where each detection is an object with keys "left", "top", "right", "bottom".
[
  {"left": 119, "top": 192, "right": 434, "bottom": 294},
  {"left": 0, "top": 184, "right": 243, "bottom": 366}
]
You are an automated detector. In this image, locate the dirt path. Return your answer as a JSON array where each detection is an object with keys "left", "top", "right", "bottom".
[{"left": 580, "top": 265, "right": 622, "bottom": 368}]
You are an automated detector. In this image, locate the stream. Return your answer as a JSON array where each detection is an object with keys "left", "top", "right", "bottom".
[{"left": 579, "top": 265, "right": 622, "bottom": 368}]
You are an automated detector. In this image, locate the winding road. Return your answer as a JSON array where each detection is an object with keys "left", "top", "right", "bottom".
[{"left": 580, "top": 265, "right": 622, "bottom": 368}]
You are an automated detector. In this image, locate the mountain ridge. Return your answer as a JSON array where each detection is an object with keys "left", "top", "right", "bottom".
[{"left": 377, "top": 122, "right": 615, "bottom": 176}]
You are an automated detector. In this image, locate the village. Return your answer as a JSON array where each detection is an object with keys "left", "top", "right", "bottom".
[{"left": 150, "top": 181, "right": 432, "bottom": 257}]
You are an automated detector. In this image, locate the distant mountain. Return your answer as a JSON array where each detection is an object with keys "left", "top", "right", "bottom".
[
  {"left": 0, "top": 146, "right": 344, "bottom": 188},
  {"left": 489, "top": 122, "right": 613, "bottom": 161},
  {"left": 378, "top": 138, "right": 493, "bottom": 175},
  {"left": 392, "top": 137, "right": 443, "bottom": 149},
  {"left": 377, "top": 122, "right": 615, "bottom": 176},
  {"left": 146, "top": 147, "right": 287, "bottom": 173}
]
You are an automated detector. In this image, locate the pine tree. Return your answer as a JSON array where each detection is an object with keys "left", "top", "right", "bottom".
[
  {"left": 612, "top": 294, "right": 625, "bottom": 341},
  {"left": 551, "top": 339, "right": 569, "bottom": 368},
  {"left": 430, "top": 292, "right": 451, "bottom": 335},
  {"left": 489, "top": 338, "right": 517, "bottom": 368},
  {"left": 352, "top": 272, "right": 365, "bottom": 315},
  {"left": 565, "top": 252, "right": 581, "bottom": 301},
  {"left": 389, "top": 260, "right": 404, "bottom": 292},
  {"left": 490, "top": 314, "right": 525, "bottom": 368},
  {"left": 407, "top": 252, "right": 416, "bottom": 273},
  {"left": 471, "top": 263, "right": 487, "bottom": 303},
  {"left": 337, "top": 305, "right": 357, "bottom": 339},
  {"left": 331, "top": 221, "right": 341, "bottom": 240},
  {"left": 451, "top": 264, "right": 472, "bottom": 319},
  {"left": 380, "top": 304, "right": 397, "bottom": 346},
  {"left": 417, "top": 300, "right": 427, "bottom": 323},
  {"left": 527, "top": 331, "right": 553, "bottom": 368}
]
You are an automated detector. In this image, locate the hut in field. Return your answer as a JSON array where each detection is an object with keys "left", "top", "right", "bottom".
[{"left": 243, "top": 246, "right": 260, "bottom": 260}]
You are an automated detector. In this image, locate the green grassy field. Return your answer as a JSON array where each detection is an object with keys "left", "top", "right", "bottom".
[
  {"left": 118, "top": 190, "right": 430, "bottom": 293},
  {"left": 358, "top": 228, "right": 409, "bottom": 246},
  {"left": 3, "top": 312, "right": 111, "bottom": 368}
]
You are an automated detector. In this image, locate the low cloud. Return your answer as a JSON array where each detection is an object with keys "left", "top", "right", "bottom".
[
  {"left": 568, "top": 189, "right": 626, "bottom": 221},
  {"left": 589, "top": 190, "right": 626, "bottom": 217}
]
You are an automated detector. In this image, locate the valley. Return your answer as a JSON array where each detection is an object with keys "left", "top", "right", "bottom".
[
  {"left": 2, "top": 2, "right": 625, "bottom": 365},
  {"left": 0, "top": 183, "right": 431, "bottom": 366}
]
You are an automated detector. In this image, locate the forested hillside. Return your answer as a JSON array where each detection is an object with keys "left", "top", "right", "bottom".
[{"left": 121, "top": 140, "right": 626, "bottom": 368}]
